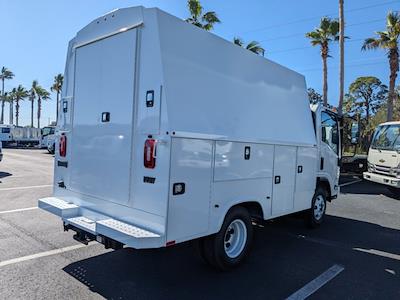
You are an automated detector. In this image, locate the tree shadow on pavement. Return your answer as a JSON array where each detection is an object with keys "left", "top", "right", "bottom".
[{"left": 63, "top": 215, "right": 400, "bottom": 300}]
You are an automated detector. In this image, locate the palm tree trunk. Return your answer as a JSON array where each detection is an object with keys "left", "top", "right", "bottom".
[
  {"left": 0, "top": 79, "right": 4, "bottom": 124},
  {"left": 15, "top": 99, "right": 19, "bottom": 127},
  {"left": 56, "top": 91, "right": 59, "bottom": 125},
  {"left": 31, "top": 97, "right": 34, "bottom": 127},
  {"left": 9, "top": 100, "right": 13, "bottom": 125},
  {"left": 388, "top": 48, "right": 399, "bottom": 121},
  {"left": 338, "top": 0, "right": 345, "bottom": 116},
  {"left": 322, "top": 46, "right": 328, "bottom": 106},
  {"left": 37, "top": 97, "right": 41, "bottom": 129}
]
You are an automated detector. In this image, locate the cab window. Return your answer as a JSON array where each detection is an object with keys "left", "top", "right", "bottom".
[{"left": 321, "top": 112, "right": 339, "bottom": 154}]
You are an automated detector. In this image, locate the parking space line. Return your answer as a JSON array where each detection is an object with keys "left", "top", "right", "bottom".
[
  {"left": 0, "top": 207, "right": 38, "bottom": 214},
  {"left": 0, "top": 184, "right": 52, "bottom": 191},
  {"left": 286, "top": 264, "right": 345, "bottom": 300},
  {"left": 0, "top": 242, "right": 96, "bottom": 268},
  {"left": 339, "top": 179, "right": 362, "bottom": 187},
  {"left": 354, "top": 248, "right": 400, "bottom": 261}
]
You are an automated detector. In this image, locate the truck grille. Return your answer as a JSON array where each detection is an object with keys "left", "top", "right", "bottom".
[{"left": 374, "top": 164, "right": 395, "bottom": 177}]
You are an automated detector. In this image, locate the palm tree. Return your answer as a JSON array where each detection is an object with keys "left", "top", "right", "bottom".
[
  {"left": 0, "top": 67, "right": 15, "bottom": 124},
  {"left": 185, "top": 0, "right": 220, "bottom": 31},
  {"left": 11, "top": 85, "right": 29, "bottom": 127},
  {"left": 362, "top": 12, "right": 400, "bottom": 122},
  {"left": 233, "top": 37, "right": 265, "bottom": 56},
  {"left": 36, "top": 86, "right": 50, "bottom": 128},
  {"left": 306, "top": 17, "right": 340, "bottom": 106},
  {"left": 29, "top": 80, "right": 39, "bottom": 127},
  {"left": 50, "top": 74, "right": 63, "bottom": 123}
]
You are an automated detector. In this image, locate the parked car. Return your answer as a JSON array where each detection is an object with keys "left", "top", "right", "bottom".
[{"left": 39, "top": 6, "right": 341, "bottom": 270}]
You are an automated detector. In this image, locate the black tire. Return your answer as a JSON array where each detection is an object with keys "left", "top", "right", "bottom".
[
  {"left": 306, "top": 186, "right": 328, "bottom": 228},
  {"left": 198, "top": 206, "right": 253, "bottom": 271}
]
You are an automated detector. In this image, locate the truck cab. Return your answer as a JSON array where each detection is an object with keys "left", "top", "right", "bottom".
[
  {"left": 363, "top": 121, "right": 400, "bottom": 191},
  {"left": 312, "top": 104, "right": 341, "bottom": 200},
  {"left": 40, "top": 126, "right": 56, "bottom": 148}
]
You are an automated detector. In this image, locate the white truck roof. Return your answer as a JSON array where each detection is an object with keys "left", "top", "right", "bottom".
[{"left": 64, "top": 6, "right": 316, "bottom": 147}]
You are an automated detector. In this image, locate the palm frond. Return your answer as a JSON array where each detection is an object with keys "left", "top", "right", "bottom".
[
  {"left": 362, "top": 38, "right": 382, "bottom": 51},
  {"left": 233, "top": 37, "right": 244, "bottom": 46},
  {"left": 187, "top": 0, "right": 202, "bottom": 20}
]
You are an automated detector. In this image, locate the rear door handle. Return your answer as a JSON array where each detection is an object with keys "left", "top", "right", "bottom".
[{"left": 274, "top": 176, "right": 281, "bottom": 184}]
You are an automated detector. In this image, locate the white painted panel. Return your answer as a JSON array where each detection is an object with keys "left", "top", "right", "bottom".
[
  {"left": 69, "top": 29, "right": 136, "bottom": 206},
  {"left": 214, "top": 141, "right": 274, "bottom": 181},
  {"left": 167, "top": 138, "right": 213, "bottom": 242},
  {"left": 209, "top": 178, "right": 272, "bottom": 233},
  {"left": 272, "top": 146, "right": 297, "bottom": 215},
  {"left": 294, "top": 147, "right": 318, "bottom": 211}
]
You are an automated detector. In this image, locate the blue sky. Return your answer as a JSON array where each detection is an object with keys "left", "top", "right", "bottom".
[{"left": 0, "top": 0, "right": 399, "bottom": 126}]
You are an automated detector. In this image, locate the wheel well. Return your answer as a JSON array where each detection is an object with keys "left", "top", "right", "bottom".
[
  {"left": 317, "top": 178, "right": 332, "bottom": 200},
  {"left": 233, "top": 202, "right": 264, "bottom": 221}
]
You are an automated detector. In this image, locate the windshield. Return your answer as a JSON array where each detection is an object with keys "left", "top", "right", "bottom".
[
  {"left": 371, "top": 124, "right": 400, "bottom": 150},
  {"left": 41, "top": 127, "right": 54, "bottom": 136}
]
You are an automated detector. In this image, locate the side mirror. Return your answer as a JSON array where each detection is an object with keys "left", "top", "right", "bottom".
[{"left": 351, "top": 122, "right": 359, "bottom": 144}]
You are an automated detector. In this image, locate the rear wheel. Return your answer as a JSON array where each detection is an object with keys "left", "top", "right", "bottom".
[
  {"left": 306, "top": 186, "right": 327, "bottom": 228},
  {"left": 197, "top": 206, "right": 253, "bottom": 271}
]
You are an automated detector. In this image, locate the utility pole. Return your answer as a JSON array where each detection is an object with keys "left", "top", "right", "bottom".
[{"left": 338, "top": 0, "right": 345, "bottom": 116}]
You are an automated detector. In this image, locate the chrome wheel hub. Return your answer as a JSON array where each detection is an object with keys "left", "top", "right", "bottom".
[
  {"left": 224, "top": 219, "right": 247, "bottom": 258},
  {"left": 313, "top": 195, "right": 325, "bottom": 220}
]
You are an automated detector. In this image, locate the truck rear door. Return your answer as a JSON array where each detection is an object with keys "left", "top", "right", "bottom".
[{"left": 69, "top": 29, "right": 137, "bottom": 206}]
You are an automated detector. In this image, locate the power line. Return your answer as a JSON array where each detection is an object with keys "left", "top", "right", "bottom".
[
  {"left": 239, "top": 0, "right": 399, "bottom": 35},
  {"left": 267, "top": 38, "right": 367, "bottom": 55},
  {"left": 258, "top": 18, "right": 383, "bottom": 43},
  {"left": 299, "top": 60, "right": 387, "bottom": 72}
]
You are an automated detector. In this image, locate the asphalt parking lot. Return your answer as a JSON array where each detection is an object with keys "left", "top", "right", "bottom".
[{"left": 0, "top": 148, "right": 399, "bottom": 299}]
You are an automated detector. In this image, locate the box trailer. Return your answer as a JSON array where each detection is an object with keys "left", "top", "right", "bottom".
[
  {"left": 38, "top": 6, "right": 340, "bottom": 269},
  {"left": 0, "top": 125, "right": 41, "bottom": 147}
]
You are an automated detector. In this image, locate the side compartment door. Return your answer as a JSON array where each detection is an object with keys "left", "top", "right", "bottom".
[
  {"left": 167, "top": 138, "right": 213, "bottom": 242},
  {"left": 294, "top": 147, "right": 318, "bottom": 211},
  {"left": 272, "top": 145, "right": 297, "bottom": 215}
]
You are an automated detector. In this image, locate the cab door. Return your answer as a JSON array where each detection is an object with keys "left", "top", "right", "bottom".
[{"left": 319, "top": 111, "right": 340, "bottom": 193}]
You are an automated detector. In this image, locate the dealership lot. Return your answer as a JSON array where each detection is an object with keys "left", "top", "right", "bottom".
[{"left": 0, "top": 149, "right": 399, "bottom": 299}]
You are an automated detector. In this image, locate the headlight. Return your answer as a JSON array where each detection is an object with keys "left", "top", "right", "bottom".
[{"left": 368, "top": 162, "right": 375, "bottom": 172}]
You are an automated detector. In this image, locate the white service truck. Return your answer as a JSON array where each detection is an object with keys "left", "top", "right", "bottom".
[
  {"left": 363, "top": 121, "right": 400, "bottom": 194},
  {"left": 38, "top": 6, "right": 340, "bottom": 270},
  {"left": 40, "top": 126, "right": 56, "bottom": 149}
]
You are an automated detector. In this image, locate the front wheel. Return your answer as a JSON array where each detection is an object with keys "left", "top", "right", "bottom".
[
  {"left": 197, "top": 206, "right": 253, "bottom": 271},
  {"left": 306, "top": 186, "right": 327, "bottom": 228}
]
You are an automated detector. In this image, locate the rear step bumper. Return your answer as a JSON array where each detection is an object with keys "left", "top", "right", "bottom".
[{"left": 38, "top": 197, "right": 163, "bottom": 249}]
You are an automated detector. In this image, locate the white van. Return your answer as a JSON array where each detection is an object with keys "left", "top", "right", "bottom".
[
  {"left": 363, "top": 121, "right": 400, "bottom": 193},
  {"left": 39, "top": 6, "right": 340, "bottom": 269}
]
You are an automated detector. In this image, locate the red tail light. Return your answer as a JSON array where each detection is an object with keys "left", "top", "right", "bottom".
[
  {"left": 59, "top": 134, "right": 67, "bottom": 157},
  {"left": 144, "top": 139, "right": 156, "bottom": 169}
]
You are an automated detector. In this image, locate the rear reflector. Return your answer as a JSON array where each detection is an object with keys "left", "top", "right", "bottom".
[
  {"left": 59, "top": 134, "right": 67, "bottom": 157},
  {"left": 166, "top": 240, "right": 176, "bottom": 247},
  {"left": 144, "top": 139, "right": 156, "bottom": 169}
]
